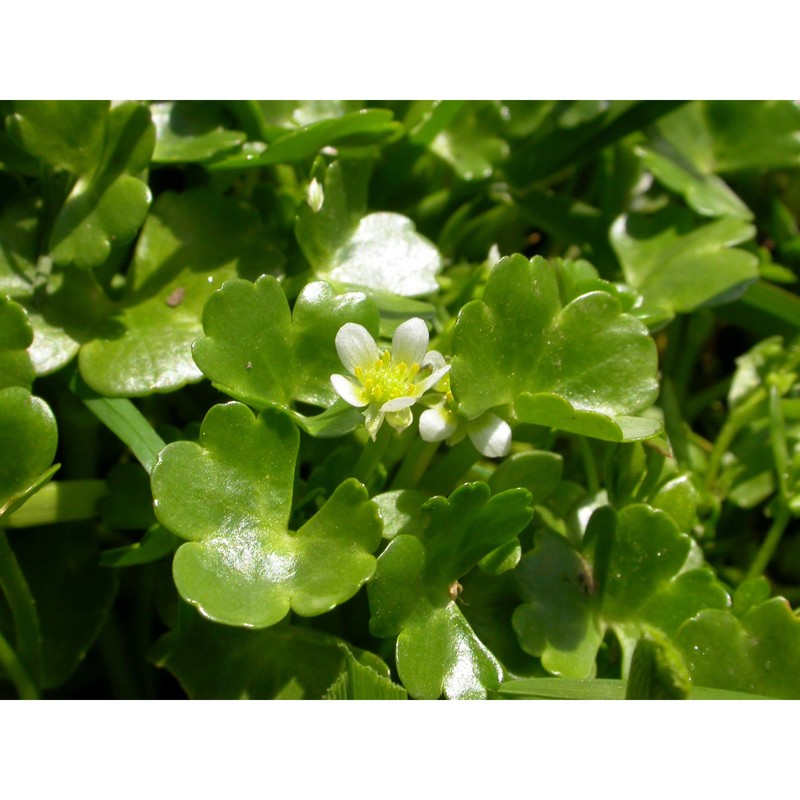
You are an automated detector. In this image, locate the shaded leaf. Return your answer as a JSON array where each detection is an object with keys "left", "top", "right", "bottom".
[
  {"left": 79, "top": 189, "right": 281, "bottom": 396},
  {"left": 152, "top": 612, "right": 390, "bottom": 699},
  {"left": 152, "top": 101, "right": 245, "bottom": 163}
]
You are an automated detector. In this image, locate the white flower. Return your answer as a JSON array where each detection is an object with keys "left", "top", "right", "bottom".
[
  {"left": 331, "top": 318, "right": 450, "bottom": 440},
  {"left": 418, "top": 373, "right": 512, "bottom": 458}
]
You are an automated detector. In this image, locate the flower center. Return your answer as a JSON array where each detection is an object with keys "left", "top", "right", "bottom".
[{"left": 354, "top": 351, "right": 422, "bottom": 406}]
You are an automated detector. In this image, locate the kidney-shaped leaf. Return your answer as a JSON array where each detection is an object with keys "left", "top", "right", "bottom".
[
  {"left": 151, "top": 402, "right": 382, "bottom": 628},
  {"left": 0, "top": 295, "right": 34, "bottom": 390},
  {"left": 192, "top": 276, "right": 379, "bottom": 410},
  {"left": 675, "top": 598, "right": 800, "bottom": 699},
  {"left": 451, "top": 254, "right": 659, "bottom": 441},
  {"left": 0, "top": 387, "right": 58, "bottom": 518}
]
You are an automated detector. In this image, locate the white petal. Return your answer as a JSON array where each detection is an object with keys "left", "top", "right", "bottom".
[
  {"left": 419, "top": 407, "right": 459, "bottom": 442},
  {"left": 391, "top": 318, "right": 429, "bottom": 366},
  {"left": 385, "top": 407, "right": 413, "bottom": 433},
  {"left": 381, "top": 395, "right": 418, "bottom": 412},
  {"left": 330, "top": 374, "right": 369, "bottom": 407},
  {"left": 421, "top": 350, "right": 446, "bottom": 371},
  {"left": 364, "top": 404, "right": 385, "bottom": 440},
  {"left": 468, "top": 413, "right": 512, "bottom": 458},
  {"left": 415, "top": 363, "right": 451, "bottom": 394},
  {"left": 336, "top": 323, "right": 380, "bottom": 373}
]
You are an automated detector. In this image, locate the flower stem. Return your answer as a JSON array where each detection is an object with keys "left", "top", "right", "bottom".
[
  {"left": 353, "top": 425, "right": 392, "bottom": 485},
  {"left": 746, "top": 504, "right": 792, "bottom": 581},
  {"left": 704, "top": 388, "right": 766, "bottom": 495},
  {"left": 391, "top": 439, "right": 439, "bottom": 490}
]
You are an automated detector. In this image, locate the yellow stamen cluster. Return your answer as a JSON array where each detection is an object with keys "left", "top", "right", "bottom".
[{"left": 353, "top": 351, "right": 422, "bottom": 406}]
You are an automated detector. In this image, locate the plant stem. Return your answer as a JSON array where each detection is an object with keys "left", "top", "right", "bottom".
[
  {"left": 577, "top": 437, "right": 599, "bottom": 494},
  {"left": 391, "top": 439, "right": 439, "bottom": 490},
  {"left": 0, "top": 629, "right": 39, "bottom": 699},
  {"left": 353, "top": 425, "right": 391, "bottom": 484},
  {"left": 704, "top": 388, "right": 767, "bottom": 494},
  {"left": 746, "top": 504, "right": 792, "bottom": 580},
  {"left": 420, "top": 438, "right": 480, "bottom": 497}
]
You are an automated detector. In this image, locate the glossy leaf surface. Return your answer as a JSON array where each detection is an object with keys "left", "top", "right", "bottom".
[
  {"left": 0, "top": 295, "right": 34, "bottom": 390},
  {"left": 296, "top": 160, "right": 442, "bottom": 297},
  {"left": 452, "top": 254, "right": 659, "bottom": 440},
  {"left": 192, "top": 276, "right": 379, "bottom": 409},
  {"left": 0, "top": 387, "right": 58, "bottom": 518},
  {"left": 368, "top": 483, "right": 532, "bottom": 698},
  {"left": 79, "top": 190, "right": 279, "bottom": 396},
  {"left": 211, "top": 108, "right": 401, "bottom": 169},
  {"left": 151, "top": 403, "right": 382, "bottom": 628}
]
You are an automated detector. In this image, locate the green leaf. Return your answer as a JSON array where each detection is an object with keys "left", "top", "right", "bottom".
[
  {"left": 651, "top": 474, "right": 699, "bottom": 533},
  {"left": 296, "top": 160, "right": 442, "bottom": 297},
  {"left": 636, "top": 143, "right": 752, "bottom": 220},
  {"left": 653, "top": 101, "right": 800, "bottom": 175},
  {"left": 0, "top": 196, "right": 39, "bottom": 298},
  {"left": 368, "top": 483, "right": 532, "bottom": 698},
  {"left": 496, "top": 677, "right": 626, "bottom": 700},
  {"left": 625, "top": 627, "right": 692, "bottom": 699},
  {"left": 73, "top": 378, "right": 166, "bottom": 474},
  {"left": 97, "top": 464, "right": 157, "bottom": 531},
  {"left": 152, "top": 612, "right": 390, "bottom": 699},
  {"left": 372, "top": 489, "right": 427, "bottom": 540},
  {"left": 8, "top": 101, "right": 109, "bottom": 174},
  {"left": 100, "top": 525, "right": 180, "bottom": 567},
  {"left": 210, "top": 109, "right": 402, "bottom": 170},
  {"left": 0, "top": 387, "right": 58, "bottom": 519},
  {"left": 323, "top": 646, "right": 407, "bottom": 700},
  {"left": 0, "top": 295, "right": 34, "bottom": 390},
  {"left": 151, "top": 101, "right": 245, "bottom": 163},
  {"left": 611, "top": 207, "right": 759, "bottom": 322},
  {"left": 78, "top": 189, "right": 281, "bottom": 396},
  {"left": 513, "top": 506, "right": 730, "bottom": 679},
  {"left": 512, "top": 530, "right": 602, "bottom": 679},
  {"left": 675, "top": 598, "right": 800, "bottom": 699},
  {"left": 47, "top": 102, "right": 155, "bottom": 269},
  {"left": 429, "top": 101, "right": 509, "bottom": 180},
  {"left": 7, "top": 523, "right": 117, "bottom": 688},
  {"left": 451, "top": 254, "right": 659, "bottom": 440},
  {"left": 192, "top": 276, "right": 379, "bottom": 410},
  {"left": 151, "top": 403, "right": 382, "bottom": 628},
  {"left": 488, "top": 451, "right": 563, "bottom": 504}
]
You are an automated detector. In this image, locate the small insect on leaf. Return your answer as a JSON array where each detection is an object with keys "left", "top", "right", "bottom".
[{"left": 166, "top": 287, "right": 186, "bottom": 307}]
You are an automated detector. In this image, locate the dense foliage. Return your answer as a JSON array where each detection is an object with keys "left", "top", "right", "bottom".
[{"left": 1, "top": 100, "right": 799, "bottom": 700}]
